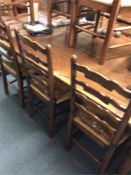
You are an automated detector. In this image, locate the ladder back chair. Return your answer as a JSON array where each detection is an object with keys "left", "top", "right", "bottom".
[
  {"left": 16, "top": 32, "right": 70, "bottom": 137},
  {"left": 0, "top": 22, "right": 24, "bottom": 107},
  {"left": 68, "top": 0, "right": 131, "bottom": 64},
  {"left": 65, "top": 55, "right": 131, "bottom": 173},
  {"left": 0, "top": 0, "right": 35, "bottom": 25},
  {"left": 47, "top": 0, "right": 71, "bottom": 28}
]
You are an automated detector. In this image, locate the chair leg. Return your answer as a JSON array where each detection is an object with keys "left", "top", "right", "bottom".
[
  {"left": 2, "top": 69, "right": 9, "bottom": 95},
  {"left": 0, "top": 58, "right": 9, "bottom": 94},
  {"left": 65, "top": 114, "right": 73, "bottom": 151},
  {"left": 99, "top": 145, "right": 116, "bottom": 174},
  {"left": 0, "top": 61, "right": 1, "bottom": 76},
  {"left": 99, "top": 21, "right": 115, "bottom": 65},
  {"left": 49, "top": 101, "right": 56, "bottom": 137},
  {"left": 47, "top": 0, "right": 52, "bottom": 28},
  {"left": 118, "top": 145, "right": 131, "bottom": 175},
  {"left": 93, "top": 11, "right": 101, "bottom": 38},
  {"left": 90, "top": 11, "right": 101, "bottom": 56},
  {"left": 67, "top": 0, "right": 71, "bottom": 15},
  {"left": 17, "top": 77, "right": 24, "bottom": 108},
  {"left": 99, "top": 0, "right": 121, "bottom": 65},
  {"left": 28, "top": 86, "right": 34, "bottom": 117},
  {"left": 68, "top": 0, "right": 78, "bottom": 47}
]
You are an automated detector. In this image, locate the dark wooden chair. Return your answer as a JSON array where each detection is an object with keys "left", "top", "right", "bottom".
[
  {"left": 68, "top": 0, "right": 131, "bottom": 64},
  {"left": 0, "top": 0, "right": 35, "bottom": 25},
  {"left": 16, "top": 31, "right": 70, "bottom": 137},
  {"left": 65, "top": 55, "right": 131, "bottom": 174},
  {"left": 47, "top": 0, "right": 71, "bottom": 28},
  {"left": 0, "top": 22, "right": 24, "bottom": 107}
]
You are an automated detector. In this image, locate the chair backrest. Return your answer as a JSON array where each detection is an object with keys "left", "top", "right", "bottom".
[
  {"left": 70, "top": 55, "right": 131, "bottom": 146},
  {"left": 0, "top": 0, "right": 35, "bottom": 24},
  {"left": 15, "top": 31, "right": 55, "bottom": 100},
  {"left": 0, "top": 22, "right": 18, "bottom": 67}
]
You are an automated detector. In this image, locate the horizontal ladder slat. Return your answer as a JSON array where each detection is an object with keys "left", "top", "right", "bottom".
[
  {"left": 76, "top": 91, "right": 121, "bottom": 128},
  {"left": 52, "top": 10, "right": 70, "bottom": 17},
  {"left": 75, "top": 25, "right": 105, "bottom": 39},
  {"left": 109, "top": 42, "right": 131, "bottom": 49},
  {"left": 76, "top": 79, "right": 126, "bottom": 112},
  {"left": 76, "top": 63, "right": 131, "bottom": 98},
  {"left": 75, "top": 103, "right": 116, "bottom": 137}
]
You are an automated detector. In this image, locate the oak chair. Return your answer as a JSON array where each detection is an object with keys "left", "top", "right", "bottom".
[
  {"left": 65, "top": 55, "right": 131, "bottom": 173},
  {"left": 0, "top": 0, "right": 35, "bottom": 25},
  {"left": 47, "top": 0, "right": 71, "bottom": 28},
  {"left": 68, "top": 0, "right": 131, "bottom": 64},
  {"left": 0, "top": 22, "right": 24, "bottom": 107},
  {"left": 16, "top": 32, "right": 70, "bottom": 137}
]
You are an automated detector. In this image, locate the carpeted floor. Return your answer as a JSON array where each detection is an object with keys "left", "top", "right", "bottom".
[{"left": 0, "top": 76, "right": 124, "bottom": 175}]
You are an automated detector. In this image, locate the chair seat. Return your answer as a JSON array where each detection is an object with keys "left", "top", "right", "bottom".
[
  {"left": 30, "top": 78, "right": 70, "bottom": 104},
  {"left": 92, "top": 0, "right": 131, "bottom": 7},
  {"left": 74, "top": 115, "right": 130, "bottom": 147}
]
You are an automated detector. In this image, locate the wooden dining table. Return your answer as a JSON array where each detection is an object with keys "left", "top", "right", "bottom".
[
  {"left": 4, "top": 11, "right": 131, "bottom": 127},
  {"left": 4, "top": 9, "right": 131, "bottom": 174}
]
